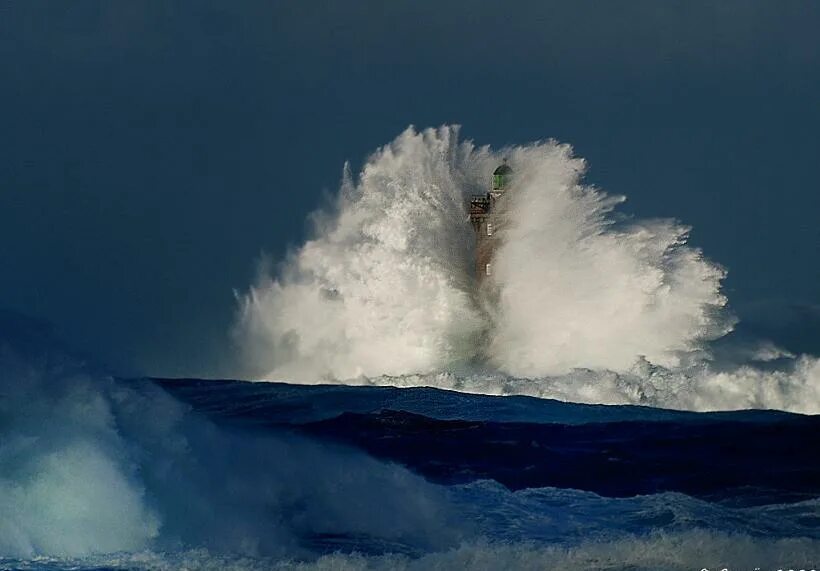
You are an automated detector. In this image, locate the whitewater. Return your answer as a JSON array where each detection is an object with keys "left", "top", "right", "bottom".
[{"left": 237, "top": 125, "right": 819, "bottom": 414}]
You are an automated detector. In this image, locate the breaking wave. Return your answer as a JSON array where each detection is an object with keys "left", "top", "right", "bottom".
[
  {"left": 236, "top": 126, "right": 818, "bottom": 414},
  {"left": 0, "top": 323, "right": 458, "bottom": 560}
]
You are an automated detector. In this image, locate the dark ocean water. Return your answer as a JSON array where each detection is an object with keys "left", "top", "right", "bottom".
[
  {"left": 156, "top": 379, "right": 820, "bottom": 566},
  {"left": 158, "top": 378, "right": 820, "bottom": 506},
  {"left": 2, "top": 376, "right": 819, "bottom": 570}
]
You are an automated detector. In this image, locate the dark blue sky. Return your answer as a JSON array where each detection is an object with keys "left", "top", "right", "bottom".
[{"left": 1, "top": 2, "right": 818, "bottom": 376}]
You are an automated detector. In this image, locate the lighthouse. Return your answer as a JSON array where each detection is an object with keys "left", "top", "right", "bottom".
[{"left": 469, "top": 160, "right": 512, "bottom": 280}]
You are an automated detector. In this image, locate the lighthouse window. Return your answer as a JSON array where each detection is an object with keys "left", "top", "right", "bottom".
[
  {"left": 485, "top": 263, "right": 491, "bottom": 276},
  {"left": 486, "top": 222, "right": 493, "bottom": 236}
]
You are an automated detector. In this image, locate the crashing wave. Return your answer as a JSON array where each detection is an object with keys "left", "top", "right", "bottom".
[{"left": 236, "top": 126, "right": 817, "bottom": 414}]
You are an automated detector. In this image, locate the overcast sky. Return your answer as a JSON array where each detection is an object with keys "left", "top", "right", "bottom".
[{"left": 1, "top": 1, "right": 818, "bottom": 376}]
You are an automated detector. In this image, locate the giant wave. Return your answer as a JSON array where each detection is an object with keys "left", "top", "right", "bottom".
[{"left": 236, "top": 126, "right": 819, "bottom": 414}]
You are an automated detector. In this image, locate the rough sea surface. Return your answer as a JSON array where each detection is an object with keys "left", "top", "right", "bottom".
[
  {"left": 2, "top": 126, "right": 818, "bottom": 570},
  {"left": 5, "top": 369, "right": 818, "bottom": 571}
]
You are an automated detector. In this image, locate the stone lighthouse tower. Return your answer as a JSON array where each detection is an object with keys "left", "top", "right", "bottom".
[{"left": 469, "top": 160, "right": 512, "bottom": 280}]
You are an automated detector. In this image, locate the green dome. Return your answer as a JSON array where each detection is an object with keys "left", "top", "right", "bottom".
[
  {"left": 493, "top": 163, "right": 513, "bottom": 176},
  {"left": 492, "top": 161, "right": 512, "bottom": 190}
]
